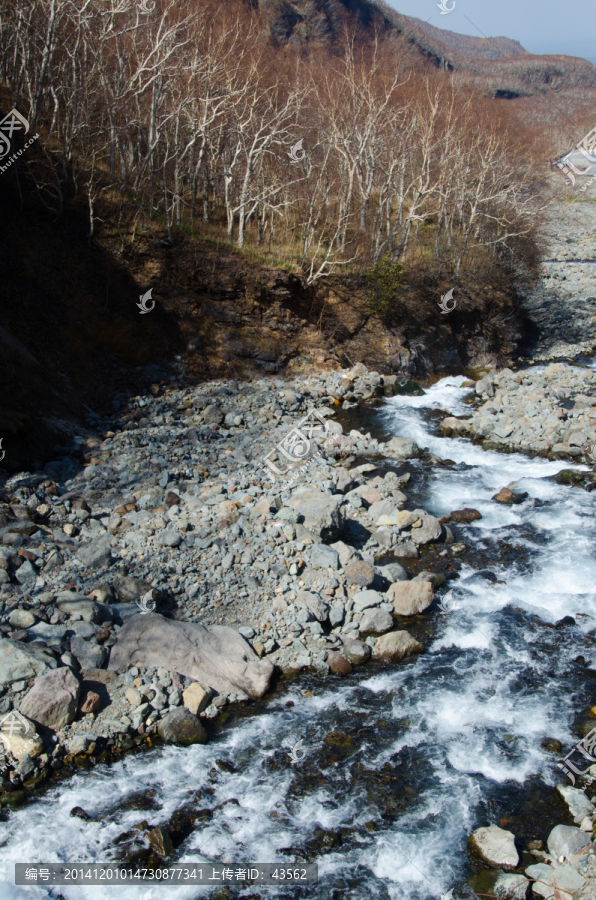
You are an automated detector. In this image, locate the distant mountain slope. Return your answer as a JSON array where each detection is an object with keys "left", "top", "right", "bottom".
[
  {"left": 390, "top": 11, "right": 527, "bottom": 60},
  {"left": 249, "top": 0, "right": 596, "bottom": 95}
]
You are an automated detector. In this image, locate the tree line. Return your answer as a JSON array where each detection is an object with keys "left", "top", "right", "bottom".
[{"left": 0, "top": 0, "right": 541, "bottom": 284}]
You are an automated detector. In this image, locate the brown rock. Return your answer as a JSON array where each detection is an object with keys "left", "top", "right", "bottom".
[
  {"left": 165, "top": 491, "right": 181, "bottom": 508},
  {"left": 345, "top": 560, "right": 375, "bottom": 587},
  {"left": 80, "top": 691, "right": 101, "bottom": 714},
  {"left": 388, "top": 581, "right": 434, "bottom": 615},
  {"left": 450, "top": 508, "right": 482, "bottom": 523},
  {"left": 95, "top": 628, "right": 110, "bottom": 644},
  {"left": 372, "top": 630, "right": 424, "bottom": 662},
  {"left": 492, "top": 488, "right": 528, "bottom": 505},
  {"left": 19, "top": 667, "right": 80, "bottom": 729},
  {"left": 182, "top": 682, "right": 212, "bottom": 715},
  {"left": 157, "top": 707, "right": 207, "bottom": 745},
  {"left": 326, "top": 652, "right": 353, "bottom": 676},
  {"left": 147, "top": 826, "right": 174, "bottom": 858}
]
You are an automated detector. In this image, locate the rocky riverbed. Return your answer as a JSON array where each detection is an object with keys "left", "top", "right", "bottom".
[
  {"left": 4, "top": 357, "right": 596, "bottom": 900},
  {"left": 440, "top": 361, "right": 596, "bottom": 461},
  {"left": 0, "top": 363, "right": 469, "bottom": 798}
]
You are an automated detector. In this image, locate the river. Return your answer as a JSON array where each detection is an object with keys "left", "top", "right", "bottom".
[{"left": 2, "top": 373, "right": 596, "bottom": 900}]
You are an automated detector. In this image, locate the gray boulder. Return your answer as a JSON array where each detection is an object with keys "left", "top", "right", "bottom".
[
  {"left": 76, "top": 540, "right": 113, "bottom": 568},
  {"left": 15, "top": 561, "right": 37, "bottom": 584},
  {"left": 547, "top": 824, "right": 590, "bottom": 860},
  {"left": 277, "top": 507, "right": 300, "bottom": 525},
  {"left": 382, "top": 437, "right": 420, "bottom": 459},
  {"left": 310, "top": 544, "right": 340, "bottom": 570},
  {"left": 0, "top": 638, "right": 57, "bottom": 685},
  {"left": 329, "top": 603, "right": 345, "bottom": 627},
  {"left": 468, "top": 825, "right": 518, "bottom": 868},
  {"left": 108, "top": 613, "right": 274, "bottom": 699},
  {"left": 111, "top": 575, "right": 153, "bottom": 603},
  {"left": 368, "top": 499, "right": 397, "bottom": 521},
  {"left": 158, "top": 708, "right": 207, "bottom": 745},
  {"left": 296, "top": 591, "right": 329, "bottom": 623},
  {"left": 340, "top": 638, "right": 371, "bottom": 665},
  {"left": 19, "top": 667, "right": 80, "bottom": 729},
  {"left": 378, "top": 562, "right": 409, "bottom": 583},
  {"left": 556, "top": 783, "right": 595, "bottom": 823},
  {"left": 333, "top": 468, "right": 355, "bottom": 494},
  {"left": 288, "top": 488, "right": 345, "bottom": 542},
  {"left": 494, "top": 873, "right": 528, "bottom": 900},
  {"left": 202, "top": 406, "right": 225, "bottom": 425},
  {"left": 345, "top": 560, "right": 375, "bottom": 587},
  {"left": 8, "top": 609, "right": 36, "bottom": 629},
  {"left": 159, "top": 530, "right": 182, "bottom": 547},
  {"left": 70, "top": 637, "right": 109, "bottom": 670},
  {"left": 56, "top": 596, "right": 100, "bottom": 623},
  {"left": 359, "top": 608, "right": 393, "bottom": 635},
  {"left": 410, "top": 512, "right": 442, "bottom": 545}
]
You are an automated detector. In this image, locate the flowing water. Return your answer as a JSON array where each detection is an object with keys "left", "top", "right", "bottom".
[{"left": 3, "top": 375, "right": 596, "bottom": 900}]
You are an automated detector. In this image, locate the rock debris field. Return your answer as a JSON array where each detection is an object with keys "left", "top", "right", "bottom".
[{"left": 0, "top": 363, "right": 471, "bottom": 793}]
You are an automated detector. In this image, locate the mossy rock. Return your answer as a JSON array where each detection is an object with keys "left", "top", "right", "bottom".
[
  {"left": 391, "top": 379, "right": 425, "bottom": 396},
  {"left": 555, "top": 469, "right": 587, "bottom": 486}
]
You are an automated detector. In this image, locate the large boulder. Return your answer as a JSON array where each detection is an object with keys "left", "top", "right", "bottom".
[
  {"left": 109, "top": 613, "right": 274, "bottom": 699},
  {"left": 56, "top": 595, "right": 101, "bottom": 623},
  {"left": 111, "top": 575, "right": 153, "bottom": 603},
  {"left": 388, "top": 581, "right": 434, "bottom": 615},
  {"left": 410, "top": 512, "right": 442, "bottom": 545},
  {"left": 468, "top": 825, "right": 518, "bottom": 868},
  {"left": 19, "top": 667, "right": 80, "bottom": 729},
  {"left": 372, "top": 630, "right": 424, "bottom": 662},
  {"left": 359, "top": 608, "right": 393, "bottom": 635},
  {"left": 547, "top": 824, "right": 591, "bottom": 860},
  {"left": 288, "top": 488, "right": 345, "bottom": 542},
  {"left": 157, "top": 708, "right": 207, "bottom": 745},
  {"left": 296, "top": 591, "right": 329, "bottom": 623},
  {"left": 381, "top": 437, "right": 420, "bottom": 460},
  {"left": 0, "top": 638, "right": 57, "bottom": 686},
  {"left": 70, "top": 637, "right": 109, "bottom": 670},
  {"left": 76, "top": 540, "right": 113, "bottom": 568},
  {"left": 345, "top": 560, "right": 375, "bottom": 587},
  {"left": 340, "top": 638, "right": 371, "bottom": 665}
]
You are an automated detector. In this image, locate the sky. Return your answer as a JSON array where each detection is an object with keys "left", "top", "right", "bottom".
[{"left": 380, "top": 0, "right": 596, "bottom": 62}]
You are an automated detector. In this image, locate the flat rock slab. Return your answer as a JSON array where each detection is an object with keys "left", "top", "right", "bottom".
[
  {"left": 468, "top": 825, "right": 518, "bottom": 868},
  {"left": 108, "top": 612, "right": 274, "bottom": 699},
  {"left": 352, "top": 589, "right": 384, "bottom": 612}
]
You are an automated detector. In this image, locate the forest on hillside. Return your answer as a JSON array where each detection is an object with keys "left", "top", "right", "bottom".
[{"left": 0, "top": 0, "right": 570, "bottom": 292}]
